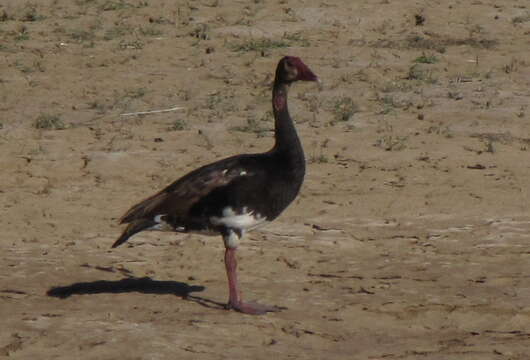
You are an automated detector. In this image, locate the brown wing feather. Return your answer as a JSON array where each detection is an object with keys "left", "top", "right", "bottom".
[
  {"left": 119, "top": 160, "right": 250, "bottom": 224},
  {"left": 112, "top": 219, "right": 156, "bottom": 248},
  {"left": 119, "top": 191, "right": 171, "bottom": 224}
]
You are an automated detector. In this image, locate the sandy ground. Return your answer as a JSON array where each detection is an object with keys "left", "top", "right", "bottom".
[{"left": 1, "top": 0, "right": 530, "bottom": 359}]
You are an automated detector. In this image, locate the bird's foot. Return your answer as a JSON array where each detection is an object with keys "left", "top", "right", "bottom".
[{"left": 226, "top": 300, "right": 285, "bottom": 315}]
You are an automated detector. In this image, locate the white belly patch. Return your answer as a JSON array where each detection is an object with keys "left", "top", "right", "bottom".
[{"left": 210, "top": 207, "right": 268, "bottom": 232}]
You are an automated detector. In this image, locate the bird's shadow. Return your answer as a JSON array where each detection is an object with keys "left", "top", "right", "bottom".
[{"left": 46, "top": 277, "right": 226, "bottom": 310}]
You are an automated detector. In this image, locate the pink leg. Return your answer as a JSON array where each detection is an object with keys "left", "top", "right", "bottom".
[{"left": 224, "top": 247, "right": 282, "bottom": 315}]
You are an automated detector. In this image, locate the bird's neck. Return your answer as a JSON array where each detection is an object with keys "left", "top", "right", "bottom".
[{"left": 271, "top": 83, "right": 304, "bottom": 168}]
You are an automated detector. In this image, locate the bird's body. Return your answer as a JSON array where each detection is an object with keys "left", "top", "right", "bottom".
[{"left": 113, "top": 56, "right": 319, "bottom": 314}]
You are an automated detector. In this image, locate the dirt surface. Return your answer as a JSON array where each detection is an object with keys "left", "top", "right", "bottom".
[{"left": 1, "top": 0, "right": 530, "bottom": 359}]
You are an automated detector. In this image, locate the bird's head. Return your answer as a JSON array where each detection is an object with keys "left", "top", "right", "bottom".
[{"left": 276, "top": 56, "right": 319, "bottom": 85}]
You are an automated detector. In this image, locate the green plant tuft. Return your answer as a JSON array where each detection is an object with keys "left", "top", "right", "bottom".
[{"left": 34, "top": 114, "right": 66, "bottom": 130}]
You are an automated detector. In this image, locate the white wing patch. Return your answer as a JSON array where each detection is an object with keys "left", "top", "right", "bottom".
[
  {"left": 211, "top": 207, "right": 268, "bottom": 232},
  {"left": 222, "top": 168, "right": 249, "bottom": 177},
  {"left": 149, "top": 214, "right": 175, "bottom": 231}
]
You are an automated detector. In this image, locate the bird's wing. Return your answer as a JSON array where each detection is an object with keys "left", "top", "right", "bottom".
[{"left": 119, "top": 156, "right": 256, "bottom": 224}]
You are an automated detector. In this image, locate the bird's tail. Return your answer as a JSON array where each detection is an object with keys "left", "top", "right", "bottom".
[{"left": 112, "top": 219, "right": 156, "bottom": 248}]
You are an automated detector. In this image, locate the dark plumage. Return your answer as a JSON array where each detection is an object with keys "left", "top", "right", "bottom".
[{"left": 113, "top": 56, "right": 319, "bottom": 314}]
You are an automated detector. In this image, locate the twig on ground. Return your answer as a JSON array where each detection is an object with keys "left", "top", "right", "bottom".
[{"left": 120, "top": 106, "right": 184, "bottom": 117}]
